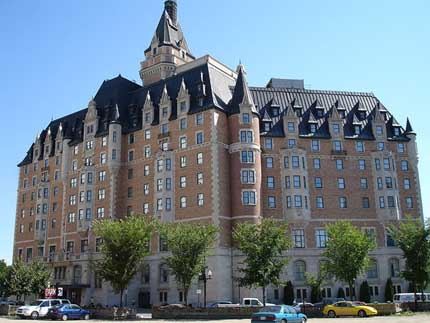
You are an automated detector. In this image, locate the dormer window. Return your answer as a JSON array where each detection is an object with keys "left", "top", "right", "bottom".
[
  {"left": 145, "top": 112, "right": 151, "bottom": 123},
  {"left": 339, "top": 110, "right": 346, "bottom": 118},
  {"left": 310, "top": 124, "right": 317, "bottom": 133},
  {"left": 376, "top": 125, "right": 383, "bottom": 136},
  {"left": 242, "top": 113, "right": 250, "bottom": 124},
  {"left": 198, "top": 97, "right": 204, "bottom": 107},
  {"left": 294, "top": 107, "right": 303, "bottom": 117},
  {"left": 333, "top": 123, "right": 340, "bottom": 134},
  {"left": 393, "top": 127, "right": 400, "bottom": 137},
  {"left": 180, "top": 101, "right": 187, "bottom": 113},
  {"left": 354, "top": 125, "right": 361, "bottom": 135},
  {"left": 359, "top": 111, "right": 366, "bottom": 119},
  {"left": 87, "top": 125, "right": 94, "bottom": 134},
  {"left": 272, "top": 107, "right": 279, "bottom": 117},
  {"left": 153, "top": 47, "right": 157, "bottom": 55},
  {"left": 287, "top": 122, "right": 295, "bottom": 133},
  {"left": 316, "top": 109, "right": 324, "bottom": 118},
  {"left": 45, "top": 145, "right": 50, "bottom": 154},
  {"left": 162, "top": 107, "right": 168, "bottom": 118},
  {"left": 264, "top": 122, "right": 271, "bottom": 132}
]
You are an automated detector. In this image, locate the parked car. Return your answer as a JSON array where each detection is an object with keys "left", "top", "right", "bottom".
[
  {"left": 251, "top": 305, "right": 307, "bottom": 323},
  {"left": 218, "top": 298, "right": 275, "bottom": 307},
  {"left": 208, "top": 301, "right": 234, "bottom": 308},
  {"left": 293, "top": 302, "right": 314, "bottom": 313},
  {"left": 322, "top": 301, "right": 377, "bottom": 318},
  {"left": 393, "top": 293, "right": 430, "bottom": 303},
  {"left": 314, "top": 297, "right": 345, "bottom": 310},
  {"left": 0, "top": 300, "right": 17, "bottom": 306},
  {"left": 47, "top": 304, "right": 90, "bottom": 321},
  {"left": 16, "top": 299, "right": 71, "bottom": 319}
]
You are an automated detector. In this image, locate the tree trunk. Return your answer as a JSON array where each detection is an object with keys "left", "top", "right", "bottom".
[
  {"left": 120, "top": 289, "right": 123, "bottom": 308},
  {"left": 184, "top": 288, "right": 188, "bottom": 306},
  {"left": 414, "top": 283, "right": 417, "bottom": 311},
  {"left": 262, "top": 286, "right": 266, "bottom": 306},
  {"left": 349, "top": 282, "right": 354, "bottom": 301}
]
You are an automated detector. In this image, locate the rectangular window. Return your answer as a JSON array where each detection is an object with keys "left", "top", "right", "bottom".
[
  {"left": 286, "top": 196, "right": 292, "bottom": 208},
  {"left": 294, "top": 195, "right": 302, "bottom": 208},
  {"left": 166, "top": 198, "right": 172, "bottom": 211},
  {"left": 143, "top": 203, "right": 149, "bottom": 214},
  {"left": 375, "top": 158, "right": 381, "bottom": 170},
  {"left": 241, "top": 151, "right": 255, "bottom": 164},
  {"left": 316, "top": 196, "right": 324, "bottom": 208},
  {"left": 98, "top": 189, "right": 105, "bottom": 200},
  {"left": 157, "top": 198, "right": 163, "bottom": 211},
  {"left": 165, "top": 158, "right": 171, "bottom": 171},
  {"left": 284, "top": 156, "right": 289, "bottom": 169},
  {"left": 311, "top": 139, "right": 320, "bottom": 152},
  {"left": 333, "top": 123, "right": 340, "bottom": 134},
  {"left": 196, "top": 113, "right": 203, "bottom": 126},
  {"left": 288, "top": 122, "right": 295, "bottom": 132},
  {"left": 267, "top": 176, "right": 275, "bottom": 189},
  {"left": 362, "top": 197, "right": 370, "bottom": 208},
  {"left": 379, "top": 196, "right": 385, "bottom": 208},
  {"left": 197, "top": 193, "right": 204, "bottom": 206},
  {"left": 180, "top": 156, "right": 187, "bottom": 168},
  {"left": 144, "top": 129, "right": 151, "bottom": 140},
  {"left": 97, "top": 207, "right": 104, "bottom": 218},
  {"left": 180, "top": 176, "right": 186, "bottom": 188},
  {"left": 166, "top": 178, "right": 172, "bottom": 191},
  {"left": 401, "top": 160, "right": 409, "bottom": 171},
  {"left": 180, "top": 136, "right": 187, "bottom": 149},
  {"left": 240, "top": 130, "right": 253, "bottom": 143},
  {"left": 336, "top": 159, "right": 343, "bottom": 170},
  {"left": 405, "top": 197, "right": 413, "bottom": 209},
  {"left": 288, "top": 138, "right": 296, "bottom": 148},
  {"left": 334, "top": 140, "right": 342, "bottom": 152},
  {"left": 180, "top": 196, "right": 187, "bottom": 208},
  {"left": 128, "top": 150, "right": 134, "bottom": 161},
  {"left": 265, "top": 138, "right": 273, "bottom": 149},
  {"left": 144, "top": 146, "right": 151, "bottom": 158},
  {"left": 313, "top": 158, "right": 321, "bottom": 169},
  {"left": 144, "top": 183, "right": 149, "bottom": 195},
  {"left": 292, "top": 156, "right": 300, "bottom": 168},
  {"left": 242, "top": 113, "right": 250, "bottom": 124},
  {"left": 387, "top": 196, "right": 395, "bottom": 208},
  {"left": 197, "top": 172, "right": 204, "bottom": 185},
  {"left": 314, "top": 177, "right": 322, "bottom": 188},
  {"left": 339, "top": 197, "right": 347, "bottom": 208},
  {"left": 99, "top": 171, "right": 106, "bottom": 182},
  {"left": 377, "top": 177, "right": 383, "bottom": 190},
  {"left": 197, "top": 152, "right": 203, "bottom": 164},
  {"left": 385, "top": 177, "right": 393, "bottom": 189},
  {"left": 293, "top": 229, "right": 305, "bottom": 248},
  {"left": 293, "top": 175, "right": 301, "bottom": 188},
  {"left": 359, "top": 159, "right": 366, "bottom": 170},
  {"left": 316, "top": 229, "right": 328, "bottom": 248},
  {"left": 268, "top": 196, "right": 276, "bottom": 208},
  {"left": 360, "top": 178, "right": 368, "bottom": 189},
  {"left": 242, "top": 191, "right": 256, "bottom": 205},
  {"left": 180, "top": 118, "right": 187, "bottom": 130},
  {"left": 377, "top": 142, "right": 385, "bottom": 151},
  {"left": 266, "top": 157, "right": 273, "bottom": 168},
  {"left": 241, "top": 170, "right": 255, "bottom": 184},
  {"left": 398, "top": 143, "right": 405, "bottom": 153},
  {"left": 404, "top": 178, "right": 411, "bottom": 190},
  {"left": 196, "top": 132, "right": 204, "bottom": 144},
  {"left": 144, "top": 165, "right": 150, "bottom": 176},
  {"left": 157, "top": 179, "right": 163, "bottom": 192},
  {"left": 337, "top": 178, "right": 345, "bottom": 189},
  {"left": 356, "top": 141, "right": 365, "bottom": 152}
]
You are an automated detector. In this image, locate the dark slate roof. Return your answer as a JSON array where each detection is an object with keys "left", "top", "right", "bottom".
[{"left": 18, "top": 60, "right": 411, "bottom": 166}]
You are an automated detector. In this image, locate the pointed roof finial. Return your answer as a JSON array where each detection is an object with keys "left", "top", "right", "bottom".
[
  {"left": 114, "top": 104, "right": 120, "bottom": 121},
  {"left": 405, "top": 118, "right": 416, "bottom": 135}
]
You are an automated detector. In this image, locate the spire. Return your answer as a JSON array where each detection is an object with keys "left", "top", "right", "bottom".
[
  {"left": 405, "top": 118, "right": 416, "bottom": 135},
  {"left": 230, "top": 64, "right": 257, "bottom": 114},
  {"left": 164, "top": 0, "right": 177, "bottom": 25}
]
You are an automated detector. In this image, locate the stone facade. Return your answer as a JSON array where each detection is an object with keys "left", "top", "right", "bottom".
[{"left": 13, "top": 0, "right": 422, "bottom": 307}]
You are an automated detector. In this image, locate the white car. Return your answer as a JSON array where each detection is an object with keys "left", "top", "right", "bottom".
[{"left": 16, "top": 299, "right": 71, "bottom": 319}]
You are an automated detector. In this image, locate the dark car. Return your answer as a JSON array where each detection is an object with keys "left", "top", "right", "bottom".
[{"left": 47, "top": 304, "right": 90, "bottom": 321}]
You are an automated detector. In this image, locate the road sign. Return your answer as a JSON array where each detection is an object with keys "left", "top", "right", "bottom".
[{"left": 196, "top": 289, "right": 202, "bottom": 294}]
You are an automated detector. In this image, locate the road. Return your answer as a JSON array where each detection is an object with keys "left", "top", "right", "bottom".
[{"left": 1, "top": 314, "right": 430, "bottom": 323}]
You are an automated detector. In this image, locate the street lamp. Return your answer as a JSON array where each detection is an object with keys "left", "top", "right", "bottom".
[{"left": 199, "top": 267, "right": 213, "bottom": 307}]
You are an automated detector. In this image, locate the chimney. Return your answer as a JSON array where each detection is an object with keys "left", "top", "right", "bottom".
[{"left": 164, "top": 0, "right": 177, "bottom": 25}]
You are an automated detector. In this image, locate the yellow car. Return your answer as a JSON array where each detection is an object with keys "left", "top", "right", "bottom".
[{"left": 323, "top": 301, "right": 378, "bottom": 318}]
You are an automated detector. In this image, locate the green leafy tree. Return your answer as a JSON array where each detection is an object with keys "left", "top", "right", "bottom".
[
  {"left": 389, "top": 218, "right": 430, "bottom": 307},
  {"left": 359, "top": 280, "right": 371, "bottom": 303},
  {"left": 29, "top": 261, "right": 52, "bottom": 297},
  {"left": 93, "top": 215, "right": 155, "bottom": 307},
  {"left": 160, "top": 222, "right": 217, "bottom": 305},
  {"left": 233, "top": 219, "right": 291, "bottom": 306},
  {"left": 284, "top": 281, "right": 294, "bottom": 305},
  {"left": 9, "top": 260, "right": 33, "bottom": 301},
  {"left": 0, "top": 260, "right": 11, "bottom": 298},
  {"left": 322, "top": 221, "right": 376, "bottom": 300},
  {"left": 337, "top": 287, "right": 345, "bottom": 299},
  {"left": 305, "top": 272, "right": 325, "bottom": 303},
  {"left": 384, "top": 278, "right": 394, "bottom": 302}
]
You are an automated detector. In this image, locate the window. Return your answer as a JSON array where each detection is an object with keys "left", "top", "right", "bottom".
[
  {"left": 377, "top": 142, "right": 385, "bottom": 151},
  {"left": 404, "top": 178, "right": 411, "bottom": 190},
  {"left": 266, "top": 157, "right": 273, "bottom": 168},
  {"left": 144, "top": 183, "right": 149, "bottom": 196},
  {"left": 379, "top": 196, "right": 385, "bottom": 208},
  {"left": 316, "top": 196, "right": 324, "bottom": 208},
  {"left": 268, "top": 196, "right": 276, "bottom": 208},
  {"left": 375, "top": 158, "right": 381, "bottom": 170},
  {"left": 314, "top": 177, "right": 323, "bottom": 188},
  {"left": 335, "top": 159, "right": 343, "bottom": 170},
  {"left": 265, "top": 138, "right": 273, "bottom": 149},
  {"left": 144, "top": 146, "right": 151, "bottom": 158},
  {"left": 68, "top": 212, "right": 76, "bottom": 223},
  {"left": 197, "top": 152, "right": 203, "bottom": 164},
  {"left": 398, "top": 143, "right": 405, "bottom": 153},
  {"left": 157, "top": 179, "right": 163, "bottom": 192},
  {"left": 337, "top": 178, "right": 345, "bottom": 189},
  {"left": 143, "top": 203, "right": 149, "bottom": 214},
  {"left": 383, "top": 158, "right": 390, "bottom": 170},
  {"left": 197, "top": 173, "right": 203, "bottom": 185},
  {"left": 387, "top": 196, "right": 395, "bottom": 208},
  {"left": 85, "top": 208, "right": 91, "bottom": 220},
  {"left": 144, "top": 165, "right": 150, "bottom": 176},
  {"left": 405, "top": 197, "right": 413, "bottom": 209},
  {"left": 376, "top": 125, "right": 383, "bottom": 136},
  {"left": 166, "top": 178, "right": 172, "bottom": 191},
  {"left": 294, "top": 195, "right": 302, "bottom": 208},
  {"left": 316, "top": 229, "right": 328, "bottom": 248},
  {"left": 401, "top": 160, "right": 409, "bottom": 171},
  {"left": 98, "top": 189, "right": 105, "bottom": 200},
  {"left": 74, "top": 145, "right": 79, "bottom": 155},
  {"left": 86, "top": 140, "right": 94, "bottom": 151},
  {"left": 311, "top": 140, "right": 320, "bottom": 152},
  {"left": 293, "top": 229, "right": 305, "bottom": 248},
  {"left": 333, "top": 140, "right": 342, "bottom": 152},
  {"left": 179, "top": 136, "right": 187, "bottom": 149},
  {"left": 385, "top": 177, "right": 393, "bottom": 189},
  {"left": 128, "top": 168, "right": 133, "bottom": 179},
  {"left": 333, "top": 123, "right": 340, "bottom": 134},
  {"left": 241, "top": 151, "right": 255, "bottom": 164},
  {"left": 112, "top": 149, "right": 117, "bottom": 160},
  {"left": 339, "top": 197, "right": 347, "bottom": 208},
  {"left": 389, "top": 258, "right": 400, "bottom": 277},
  {"left": 393, "top": 127, "right": 400, "bottom": 136},
  {"left": 377, "top": 177, "right": 383, "bottom": 190},
  {"left": 196, "top": 113, "right": 203, "bottom": 126},
  {"left": 112, "top": 131, "right": 117, "bottom": 143},
  {"left": 362, "top": 197, "right": 370, "bottom": 208},
  {"left": 241, "top": 170, "right": 255, "bottom": 184},
  {"left": 286, "top": 196, "right": 292, "bottom": 208},
  {"left": 293, "top": 175, "right": 301, "bottom": 188},
  {"left": 294, "top": 261, "right": 306, "bottom": 281},
  {"left": 310, "top": 124, "right": 317, "bottom": 133},
  {"left": 180, "top": 101, "right": 187, "bottom": 112},
  {"left": 196, "top": 132, "right": 203, "bottom": 144},
  {"left": 360, "top": 178, "right": 368, "bottom": 189},
  {"left": 102, "top": 136, "right": 108, "bottom": 146},
  {"left": 367, "top": 259, "right": 378, "bottom": 279},
  {"left": 180, "top": 117, "right": 187, "bottom": 130},
  {"left": 358, "top": 159, "right": 366, "bottom": 170},
  {"left": 70, "top": 178, "right": 77, "bottom": 188},
  {"left": 313, "top": 158, "right": 321, "bottom": 169},
  {"left": 128, "top": 150, "right": 134, "bottom": 161},
  {"left": 240, "top": 130, "right": 253, "bottom": 143},
  {"left": 356, "top": 141, "right": 364, "bottom": 152},
  {"left": 292, "top": 156, "right": 300, "bottom": 168},
  {"left": 197, "top": 193, "right": 204, "bottom": 206},
  {"left": 242, "top": 113, "right": 250, "bottom": 124},
  {"left": 97, "top": 207, "right": 104, "bottom": 218},
  {"left": 288, "top": 122, "right": 295, "bottom": 132},
  {"left": 72, "top": 160, "right": 78, "bottom": 171},
  {"left": 69, "top": 195, "right": 76, "bottom": 205},
  {"left": 144, "top": 129, "right": 151, "bottom": 140},
  {"left": 180, "top": 196, "right": 187, "bottom": 208},
  {"left": 242, "top": 191, "right": 256, "bottom": 205},
  {"left": 180, "top": 156, "right": 187, "bottom": 168},
  {"left": 288, "top": 139, "right": 297, "bottom": 148},
  {"left": 180, "top": 176, "right": 186, "bottom": 188},
  {"left": 157, "top": 198, "right": 163, "bottom": 211},
  {"left": 99, "top": 171, "right": 106, "bottom": 182}
]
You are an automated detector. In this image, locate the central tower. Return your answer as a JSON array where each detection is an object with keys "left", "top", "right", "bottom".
[{"left": 139, "top": 0, "right": 195, "bottom": 86}]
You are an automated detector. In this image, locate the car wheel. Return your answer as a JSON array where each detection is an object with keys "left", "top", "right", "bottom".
[
  {"left": 84, "top": 314, "right": 90, "bottom": 320},
  {"left": 358, "top": 310, "right": 367, "bottom": 317},
  {"left": 61, "top": 314, "right": 68, "bottom": 321},
  {"left": 328, "top": 310, "right": 336, "bottom": 318},
  {"left": 281, "top": 319, "right": 287, "bottom": 323},
  {"left": 31, "top": 311, "right": 39, "bottom": 319},
  {"left": 300, "top": 318, "right": 306, "bottom": 323}
]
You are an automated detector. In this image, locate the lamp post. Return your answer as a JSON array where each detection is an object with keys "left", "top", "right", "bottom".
[{"left": 199, "top": 267, "right": 213, "bottom": 307}]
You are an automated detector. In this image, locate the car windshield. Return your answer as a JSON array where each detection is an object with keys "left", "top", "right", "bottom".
[
  {"left": 261, "top": 306, "right": 282, "bottom": 313},
  {"left": 29, "top": 301, "right": 43, "bottom": 306}
]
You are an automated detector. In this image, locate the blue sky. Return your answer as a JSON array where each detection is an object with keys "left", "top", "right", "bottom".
[{"left": 0, "top": 0, "right": 428, "bottom": 263}]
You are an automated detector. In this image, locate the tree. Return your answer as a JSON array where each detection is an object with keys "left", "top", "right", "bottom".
[
  {"left": 233, "top": 219, "right": 291, "bottom": 306},
  {"left": 284, "top": 281, "right": 294, "bottom": 305},
  {"left": 160, "top": 222, "right": 217, "bottom": 305},
  {"left": 305, "top": 272, "right": 325, "bottom": 303},
  {"left": 93, "top": 215, "right": 155, "bottom": 307},
  {"left": 384, "top": 278, "right": 394, "bottom": 302},
  {"left": 322, "top": 221, "right": 376, "bottom": 301},
  {"left": 337, "top": 287, "right": 345, "bottom": 299},
  {"left": 29, "top": 261, "right": 52, "bottom": 297},
  {"left": 0, "top": 260, "right": 11, "bottom": 298},
  {"left": 389, "top": 218, "right": 430, "bottom": 308},
  {"left": 359, "top": 281, "right": 371, "bottom": 303}
]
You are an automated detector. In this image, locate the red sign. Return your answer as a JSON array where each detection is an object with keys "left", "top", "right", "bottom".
[{"left": 45, "top": 288, "right": 56, "bottom": 298}]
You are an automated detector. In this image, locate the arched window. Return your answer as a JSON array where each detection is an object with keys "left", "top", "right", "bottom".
[
  {"left": 389, "top": 258, "right": 400, "bottom": 278},
  {"left": 367, "top": 259, "right": 378, "bottom": 279},
  {"left": 294, "top": 260, "right": 306, "bottom": 281}
]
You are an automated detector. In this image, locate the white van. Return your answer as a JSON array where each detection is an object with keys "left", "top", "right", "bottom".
[
  {"left": 393, "top": 293, "right": 430, "bottom": 303},
  {"left": 16, "top": 299, "right": 71, "bottom": 318}
]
